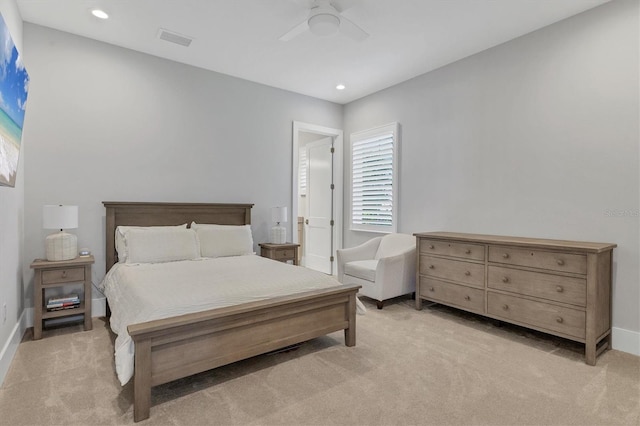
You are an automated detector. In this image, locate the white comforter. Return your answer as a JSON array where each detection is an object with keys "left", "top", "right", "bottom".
[{"left": 100, "top": 255, "right": 362, "bottom": 385}]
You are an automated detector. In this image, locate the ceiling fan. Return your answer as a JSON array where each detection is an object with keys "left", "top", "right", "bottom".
[{"left": 279, "top": 0, "right": 369, "bottom": 42}]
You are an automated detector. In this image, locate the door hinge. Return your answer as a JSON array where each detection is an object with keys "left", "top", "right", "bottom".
[
  {"left": 330, "top": 256, "right": 335, "bottom": 262},
  {"left": 330, "top": 219, "right": 334, "bottom": 226},
  {"left": 330, "top": 183, "right": 335, "bottom": 190},
  {"left": 330, "top": 147, "right": 335, "bottom": 154}
]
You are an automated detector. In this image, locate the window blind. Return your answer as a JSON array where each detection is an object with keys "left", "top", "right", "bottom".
[
  {"left": 351, "top": 131, "right": 395, "bottom": 230},
  {"left": 299, "top": 148, "right": 307, "bottom": 196}
]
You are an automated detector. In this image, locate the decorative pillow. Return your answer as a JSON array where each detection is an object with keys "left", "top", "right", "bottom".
[
  {"left": 115, "top": 224, "right": 187, "bottom": 262},
  {"left": 192, "top": 223, "right": 254, "bottom": 258},
  {"left": 125, "top": 228, "right": 199, "bottom": 264}
]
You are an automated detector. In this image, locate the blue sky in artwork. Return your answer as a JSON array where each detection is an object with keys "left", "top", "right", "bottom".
[{"left": 0, "top": 13, "right": 29, "bottom": 129}]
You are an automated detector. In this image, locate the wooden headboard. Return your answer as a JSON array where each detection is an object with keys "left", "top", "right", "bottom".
[{"left": 103, "top": 202, "right": 253, "bottom": 272}]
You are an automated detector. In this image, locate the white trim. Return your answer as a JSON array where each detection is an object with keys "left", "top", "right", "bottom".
[
  {"left": 612, "top": 326, "right": 640, "bottom": 356},
  {"left": 0, "top": 310, "right": 28, "bottom": 386},
  {"left": 292, "top": 121, "right": 343, "bottom": 276}
]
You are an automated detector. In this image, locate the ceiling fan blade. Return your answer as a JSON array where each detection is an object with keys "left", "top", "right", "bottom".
[
  {"left": 332, "top": 0, "right": 360, "bottom": 14},
  {"left": 339, "top": 15, "right": 369, "bottom": 41},
  {"left": 279, "top": 19, "right": 309, "bottom": 41}
]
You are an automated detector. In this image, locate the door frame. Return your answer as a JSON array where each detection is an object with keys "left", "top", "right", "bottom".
[{"left": 291, "top": 121, "right": 343, "bottom": 275}]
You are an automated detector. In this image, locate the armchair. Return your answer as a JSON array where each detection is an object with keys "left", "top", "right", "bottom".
[{"left": 337, "top": 233, "right": 416, "bottom": 309}]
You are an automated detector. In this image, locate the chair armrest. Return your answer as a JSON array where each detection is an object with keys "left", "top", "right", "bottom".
[
  {"left": 375, "top": 247, "right": 417, "bottom": 296},
  {"left": 336, "top": 237, "right": 382, "bottom": 283}
]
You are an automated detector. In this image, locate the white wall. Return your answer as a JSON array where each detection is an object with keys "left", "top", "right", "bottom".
[
  {"left": 0, "top": 0, "right": 26, "bottom": 384},
  {"left": 344, "top": 0, "right": 639, "bottom": 351},
  {"left": 21, "top": 24, "right": 343, "bottom": 312}
]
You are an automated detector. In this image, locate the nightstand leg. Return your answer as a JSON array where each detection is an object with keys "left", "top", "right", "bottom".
[
  {"left": 33, "top": 270, "right": 43, "bottom": 340},
  {"left": 84, "top": 264, "right": 93, "bottom": 331}
]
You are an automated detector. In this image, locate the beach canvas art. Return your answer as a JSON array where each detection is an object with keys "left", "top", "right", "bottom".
[{"left": 0, "top": 12, "right": 29, "bottom": 187}]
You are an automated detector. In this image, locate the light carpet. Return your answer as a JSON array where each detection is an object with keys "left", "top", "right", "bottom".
[{"left": 1, "top": 297, "right": 638, "bottom": 425}]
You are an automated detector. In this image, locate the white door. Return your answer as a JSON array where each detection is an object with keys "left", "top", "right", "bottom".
[{"left": 304, "top": 137, "right": 334, "bottom": 274}]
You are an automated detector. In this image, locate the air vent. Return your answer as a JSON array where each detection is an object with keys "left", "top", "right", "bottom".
[{"left": 157, "top": 28, "right": 193, "bottom": 47}]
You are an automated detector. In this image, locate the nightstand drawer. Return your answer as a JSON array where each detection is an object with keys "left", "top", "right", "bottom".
[
  {"left": 275, "top": 249, "right": 295, "bottom": 260},
  {"left": 42, "top": 267, "right": 85, "bottom": 284}
]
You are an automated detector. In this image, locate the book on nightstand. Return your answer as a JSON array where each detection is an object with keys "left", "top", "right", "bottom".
[{"left": 46, "top": 294, "right": 80, "bottom": 311}]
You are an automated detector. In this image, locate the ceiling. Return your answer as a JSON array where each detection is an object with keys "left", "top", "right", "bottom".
[{"left": 17, "top": 0, "right": 610, "bottom": 104}]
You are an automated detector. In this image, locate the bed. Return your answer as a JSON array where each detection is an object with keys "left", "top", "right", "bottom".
[{"left": 102, "top": 202, "right": 361, "bottom": 422}]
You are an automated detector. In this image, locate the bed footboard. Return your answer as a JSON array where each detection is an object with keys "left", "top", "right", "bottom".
[{"left": 128, "top": 284, "right": 360, "bottom": 422}]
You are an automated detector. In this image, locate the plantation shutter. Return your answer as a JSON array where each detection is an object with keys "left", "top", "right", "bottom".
[
  {"left": 351, "top": 129, "right": 395, "bottom": 231},
  {"left": 299, "top": 148, "right": 307, "bottom": 196}
]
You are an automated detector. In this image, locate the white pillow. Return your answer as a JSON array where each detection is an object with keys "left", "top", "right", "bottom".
[
  {"left": 115, "top": 224, "right": 187, "bottom": 262},
  {"left": 125, "top": 228, "right": 199, "bottom": 264},
  {"left": 192, "top": 223, "right": 254, "bottom": 258}
]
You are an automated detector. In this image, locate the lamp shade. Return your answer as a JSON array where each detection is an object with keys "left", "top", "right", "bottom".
[
  {"left": 43, "top": 205, "right": 78, "bottom": 230},
  {"left": 271, "top": 206, "right": 288, "bottom": 224}
]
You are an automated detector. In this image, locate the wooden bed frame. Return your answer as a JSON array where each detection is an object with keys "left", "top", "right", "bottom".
[{"left": 103, "top": 202, "right": 360, "bottom": 422}]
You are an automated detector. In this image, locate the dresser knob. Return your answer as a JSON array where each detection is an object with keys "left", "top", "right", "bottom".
[
  {"left": 429, "top": 245, "right": 434, "bottom": 249},
  {"left": 464, "top": 295, "right": 470, "bottom": 301},
  {"left": 556, "top": 286, "right": 564, "bottom": 293},
  {"left": 429, "top": 287, "right": 435, "bottom": 292},
  {"left": 502, "top": 277, "right": 509, "bottom": 283},
  {"left": 465, "top": 249, "right": 471, "bottom": 254},
  {"left": 502, "top": 304, "right": 509, "bottom": 311},
  {"left": 428, "top": 264, "right": 435, "bottom": 269},
  {"left": 556, "top": 317, "right": 564, "bottom": 324},
  {"left": 464, "top": 271, "right": 471, "bottom": 276},
  {"left": 556, "top": 259, "right": 565, "bottom": 266},
  {"left": 502, "top": 253, "right": 510, "bottom": 259},
  {"left": 62, "top": 270, "right": 67, "bottom": 278}
]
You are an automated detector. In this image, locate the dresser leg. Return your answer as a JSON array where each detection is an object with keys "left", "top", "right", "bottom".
[
  {"left": 415, "top": 296, "right": 423, "bottom": 310},
  {"left": 585, "top": 341, "right": 596, "bottom": 366}
]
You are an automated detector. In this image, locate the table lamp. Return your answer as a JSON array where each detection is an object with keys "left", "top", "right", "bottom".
[
  {"left": 43, "top": 205, "right": 78, "bottom": 261},
  {"left": 270, "top": 206, "right": 287, "bottom": 244}
]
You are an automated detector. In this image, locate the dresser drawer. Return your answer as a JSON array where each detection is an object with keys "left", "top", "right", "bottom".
[
  {"left": 488, "top": 245, "right": 587, "bottom": 275},
  {"left": 488, "top": 266, "right": 586, "bottom": 306},
  {"left": 42, "top": 267, "right": 85, "bottom": 284},
  {"left": 420, "top": 277, "right": 485, "bottom": 314},
  {"left": 487, "top": 292, "right": 585, "bottom": 339},
  {"left": 275, "top": 249, "right": 295, "bottom": 260},
  {"left": 420, "top": 255, "right": 484, "bottom": 288},
  {"left": 420, "top": 239, "right": 485, "bottom": 261}
]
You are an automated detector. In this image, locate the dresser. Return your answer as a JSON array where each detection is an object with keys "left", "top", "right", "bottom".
[{"left": 414, "top": 232, "right": 615, "bottom": 365}]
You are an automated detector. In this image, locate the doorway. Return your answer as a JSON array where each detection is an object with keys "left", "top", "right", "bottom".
[{"left": 291, "top": 122, "right": 343, "bottom": 276}]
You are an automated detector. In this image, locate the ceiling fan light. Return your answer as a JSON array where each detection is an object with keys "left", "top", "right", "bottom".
[
  {"left": 308, "top": 13, "right": 340, "bottom": 36},
  {"left": 91, "top": 9, "right": 109, "bottom": 19}
]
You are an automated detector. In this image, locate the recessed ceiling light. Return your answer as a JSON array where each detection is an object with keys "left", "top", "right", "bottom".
[
  {"left": 336, "top": 84, "right": 346, "bottom": 90},
  {"left": 91, "top": 9, "right": 109, "bottom": 19}
]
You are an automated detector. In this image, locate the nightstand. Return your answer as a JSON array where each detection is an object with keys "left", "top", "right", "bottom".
[
  {"left": 30, "top": 256, "right": 94, "bottom": 340},
  {"left": 259, "top": 243, "right": 300, "bottom": 265}
]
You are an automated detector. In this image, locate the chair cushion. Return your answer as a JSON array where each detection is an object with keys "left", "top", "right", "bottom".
[
  {"left": 375, "top": 233, "right": 416, "bottom": 260},
  {"left": 344, "top": 259, "right": 378, "bottom": 282}
]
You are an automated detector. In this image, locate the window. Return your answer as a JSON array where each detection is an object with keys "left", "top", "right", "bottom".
[{"left": 350, "top": 122, "right": 399, "bottom": 233}]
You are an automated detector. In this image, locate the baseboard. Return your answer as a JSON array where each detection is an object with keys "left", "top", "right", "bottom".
[
  {"left": 0, "top": 310, "right": 28, "bottom": 386},
  {"left": 612, "top": 326, "right": 640, "bottom": 356},
  {"left": 92, "top": 296, "right": 106, "bottom": 318}
]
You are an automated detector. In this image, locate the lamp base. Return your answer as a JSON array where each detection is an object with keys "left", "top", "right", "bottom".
[
  {"left": 270, "top": 225, "right": 286, "bottom": 244},
  {"left": 46, "top": 231, "right": 78, "bottom": 261}
]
